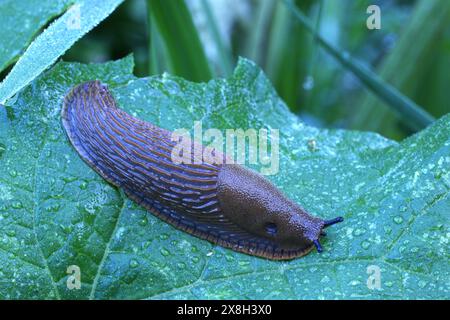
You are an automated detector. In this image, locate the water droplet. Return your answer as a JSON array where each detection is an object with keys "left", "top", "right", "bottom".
[
  {"left": 138, "top": 216, "right": 148, "bottom": 226},
  {"left": 160, "top": 248, "right": 170, "bottom": 256},
  {"left": 159, "top": 233, "right": 169, "bottom": 240},
  {"left": 307, "top": 139, "right": 318, "bottom": 152},
  {"left": 353, "top": 228, "right": 366, "bottom": 236},
  {"left": 177, "top": 262, "right": 186, "bottom": 269},
  {"left": 11, "top": 201, "right": 23, "bottom": 209},
  {"left": 349, "top": 280, "right": 361, "bottom": 286},
  {"left": 410, "top": 246, "right": 419, "bottom": 253},
  {"left": 6, "top": 229, "right": 16, "bottom": 237},
  {"left": 45, "top": 203, "right": 60, "bottom": 212},
  {"left": 61, "top": 224, "right": 73, "bottom": 234},
  {"left": 63, "top": 176, "right": 77, "bottom": 183},
  {"left": 142, "top": 240, "right": 151, "bottom": 249},
  {"left": 303, "top": 76, "right": 314, "bottom": 90},
  {"left": 434, "top": 170, "right": 443, "bottom": 179},
  {"left": 79, "top": 182, "right": 88, "bottom": 190},
  {"left": 418, "top": 280, "right": 427, "bottom": 288},
  {"left": 238, "top": 261, "right": 250, "bottom": 267},
  {"left": 129, "top": 259, "right": 139, "bottom": 268},
  {"left": 9, "top": 170, "right": 17, "bottom": 177},
  {"left": 384, "top": 226, "right": 392, "bottom": 235},
  {"left": 309, "top": 267, "right": 318, "bottom": 273},
  {"left": 393, "top": 216, "right": 403, "bottom": 224},
  {"left": 192, "top": 256, "right": 200, "bottom": 263},
  {"left": 225, "top": 254, "right": 234, "bottom": 262},
  {"left": 361, "top": 240, "right": 371, "bottom": 249}
]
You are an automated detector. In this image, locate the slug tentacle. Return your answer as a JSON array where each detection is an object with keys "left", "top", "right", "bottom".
[
  {"left": 313, "top": 240, "right": 323, "bottom": 253},
  {"left": 61, "top": 81, "right": 343, "bottom": 260},
  {"left": 324, "top": 217, "right": 344, "bottom": 227}
]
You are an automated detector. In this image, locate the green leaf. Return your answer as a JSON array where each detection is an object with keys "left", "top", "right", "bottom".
[
  {"left": 0, "top": 0, "right": 124, "bottom": 105},
  {"left": 0, "top": 0, "right": 74, "bottom": 74},
  {"left": 0, "top": 56, "right": 448, "bottom": 299},
  {"left": 147, "top": 0, "right": 212, "bottom": 82}
]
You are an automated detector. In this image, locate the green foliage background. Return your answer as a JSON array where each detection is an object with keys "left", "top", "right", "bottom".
[{"left": 0, "top": 0, "right": 449, "bottom": 299}]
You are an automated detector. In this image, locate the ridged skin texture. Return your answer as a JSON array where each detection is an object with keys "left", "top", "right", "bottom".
[{"left": 61, "top": 81, "right": 333, "bottom": 260}]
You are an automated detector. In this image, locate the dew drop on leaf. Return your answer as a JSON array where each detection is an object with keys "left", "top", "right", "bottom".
[
  {"left": 138, "top": 216, "right": 148, "bottom": 226},
  {"left": 11, "top": 201, "right": 23, "bottom": 209},
  {"left": 418, "top": 280, "right": 427, "bottom": 288},
  {"left": 129, "top": 259, "right": 139, "bottom": 268},
  {"left": 6, "top": 229, "right": 15, "bottom": 237},
  {"left": 361, "top": 241, "right": 371, "bottom": 249},
  {"left": 192, "top": 256, "right": 200, "bottom": 264},
  {"left": 159, "top": 233, "right": 169, "bottom": 240},
  {"left": 353, "top": 228, "right": 366, "bottom": 236},
  {"left": 393, "top": 216, "right": 404, "bottom": 224},
  {"left": 160, "top": 248, "right": 170, "bottom": 256}
]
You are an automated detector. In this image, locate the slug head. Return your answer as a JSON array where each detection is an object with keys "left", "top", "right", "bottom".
[{"left": 217, "top": 164, "right": 343, "bottom": 255}]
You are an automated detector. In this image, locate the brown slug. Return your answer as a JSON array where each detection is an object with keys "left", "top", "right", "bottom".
[{"left": 61, "top": 81, "right": 343, "bottom": 260}]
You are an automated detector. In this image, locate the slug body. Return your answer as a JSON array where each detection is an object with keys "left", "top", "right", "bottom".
[{"left": 62, "top": 81, "right": 343, "bottom": 260}]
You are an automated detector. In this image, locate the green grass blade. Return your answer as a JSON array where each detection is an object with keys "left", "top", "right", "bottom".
[
  {"left": 246, "top": 0, "right": 276, "bottom": 65},
  {"left": 148, "top": 0, "right": 212, "bottom": 82},
  {"left": 265, "top": 0, "right": 314, "bottom": 112},
  {"left": 265, "top": 1, "right": 291, "bottom": 78},
  {"left": 146, "top": 0, "right": 163, "bottom": 75},
  {"left": 284, "top": 0, "right": 435, "bottom": 131},
  {"left": 0, "top": 0, "right": 125, "bottom": 105},
  {"left": 353, "top": 0, "right": 450, "bottom": 137},
  {"left": 200, "top": 0, "right": 234, "bottom": 76}
]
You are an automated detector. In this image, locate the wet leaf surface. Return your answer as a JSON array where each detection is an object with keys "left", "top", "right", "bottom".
[{"left": 0, "top": 56, "right": 448, "bottom": 299}]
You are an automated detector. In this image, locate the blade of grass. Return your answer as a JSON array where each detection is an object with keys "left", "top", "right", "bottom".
[
  {"left": 265, "top": 1, "right": 289, "bottom": 78},
  {"left": 200, "top": 0, "right": 234, "bottom": 76},
  {"left": 148, "top": 0, "right": 212, "bottom": 82},
  {"left": 146, "top": 0, "right": 163, "bottom": 75},
  {"left": 246, "top": 0, "right": 276, "bottom": 65},
  {"left": 265, "top": 0, "right": 314, "bottom": 113},
  {"left": 353, "top": 0, "right": 450, "bottom": 138},
  {"left": 0, "top": 0, "right": 125, "bottom": 105},
  {"left": 302, "top": 0, "right": 323, "bottom": 110},
  {"left": 283, "top": 0, "right": 435, "bottom": 131}
]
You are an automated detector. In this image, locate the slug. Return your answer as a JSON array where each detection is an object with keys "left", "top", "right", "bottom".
[{"left": 61, "top": 81, "right": 343, "bottom": 260}]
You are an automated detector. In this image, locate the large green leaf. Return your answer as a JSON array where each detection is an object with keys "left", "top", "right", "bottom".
[
  {"left": 0, "top": 0, "right": 74, "bottom": 74},
  {"left": 0, "top": 56, "right": 448, "bottom": 299},
  {"left": 0, "top": 0, "right": 124, "bottom": 105}
]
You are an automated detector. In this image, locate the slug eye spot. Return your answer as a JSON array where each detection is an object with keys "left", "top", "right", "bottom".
[{"left": 265, "top": 222, "right": 277, "bottom": 236}]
